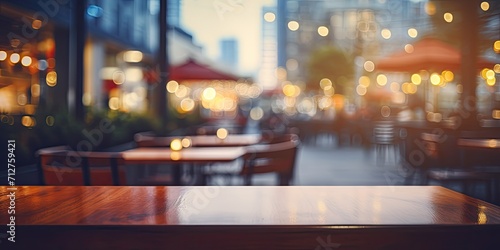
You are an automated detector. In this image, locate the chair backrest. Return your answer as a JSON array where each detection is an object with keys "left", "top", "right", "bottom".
[
  {"left": 241, "top": 134, "right": 300, "bottom": 185},
  {"left": 373, "top": 121, "right": 396, "bottom": 144},
  {"left": 37, "top": 147, "right": 125, "bottom": 186}
]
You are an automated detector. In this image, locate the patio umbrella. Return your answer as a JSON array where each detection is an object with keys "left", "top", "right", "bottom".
[
  {"left": 169, "top": 58, "right": 239, "bottom": 81},
  {"left": 376, "top": 37, "right": 496, "bottom": 72}
]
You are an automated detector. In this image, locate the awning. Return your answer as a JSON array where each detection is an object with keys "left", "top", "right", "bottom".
[
  {"left": 169, "top": 59, "right": 239, "bottom": 81},
  {"left": 376, "top": 37, "right": 497, "bottom": 72}
]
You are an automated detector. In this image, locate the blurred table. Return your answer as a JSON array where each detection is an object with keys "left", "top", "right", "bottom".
[
  {"left": 135, "top": 133, "right": 261, "bottom": 147},
  {"left": 121, "top": 147, "right": 246, "bottom": 185},
  {"left": 188, "top": 134, "right": 261, "bottom": 147},
  {"left": 2, "top": 186, "right": 499, "bottom": 249}
]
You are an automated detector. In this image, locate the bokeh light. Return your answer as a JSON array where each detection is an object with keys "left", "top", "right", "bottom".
[{"left": 288, "top": 21, "right": 299, "bottom": 31}]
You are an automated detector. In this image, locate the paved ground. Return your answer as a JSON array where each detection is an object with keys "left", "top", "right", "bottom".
[{"left": 251, "top": 136, "right": 409, "bottom": 187}]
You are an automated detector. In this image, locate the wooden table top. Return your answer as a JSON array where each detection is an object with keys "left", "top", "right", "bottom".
[
  {"left": 120, "top": 146, "right": 246, "bottom": 164},
  {"left": 3, "top": 185, "right": 499, "bottom": 226},
  {"left": 458, "top": 138, "right": 500, "bottom": 148},
  {"left": 3, "top": 186, "right": 500, "bottom": 249},
  {"left": 188, "top": 134, "right": 261, "bottom": 147}
]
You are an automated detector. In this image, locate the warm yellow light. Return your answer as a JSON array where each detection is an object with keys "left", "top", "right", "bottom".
[
  {"left": 481, "top": 1, "right": 490, "bottom": 11},
  {"left": 485, "top": 69, "right": 495, "bottom": 79},
  {"left": 430, "top": 73, "right": 441, "bottom": 86},
  {"left": 46, "top": 71, "right": 57, "bottom": 86},
  {"left": 323, "top": 86, "right": 334, "bottom": 96},
  {"left": 405, "top": 44, "right": 414, "bottom": 53},
  {"left": 364, "top": 61, "right": 375, "bottom": 72},
  {"left": 425, "top": 2, "right": 436, "bottom": 15},
  {"left": 356, "top": 85, "right": 367, "bottom": 96},
  {"left": 180, "top": 98, "right": 195, "bottom": 112},
  {"left": 359, "top": 76, "right": 370, "bottom": 87},
  {"left": 0, "top": 51, "right": 6, "bottom": 61},
  {"left": 170, "top": 139, "right": 183, "bottom": 151},
  {"left": 32, "top": 19, "right": 42, "bottom": 29},
  {"left": 22, "top": 116, "right": 35, "bottom": 127},
  {"left": 283, "top": 83, "right": 296, "bottom": 97},
  {"left": 166, "top": 80, "right": 179, "bottom": 93},
  {"left": 276, "top": 67, "right": 287, "bottom": 80},
  {"left": 108, "top": 97, "right": 120, "bottom": 110},
  {"left": 216, "top": 128, "right": 228, "bottom": 139},
  {"left": 170, "top": 151, "right": 181, "bottom": 161},
  {"left": 264, "top": 12, "right": 276, "bottom": 22},
  {"left": 442, "top": 70, "right": 454, "bottom": 82},
  {"left": 494, "top": 64, "right": 500, "bottom": 73},
  {"left": 492, "top": 110, "right": 500, "bottom": 119},
  {"left": 250, "top": 107, "right": 264, "bottom": 120},
  {"left": 481, "top": 68, "right": 490, "bottom": 79},
  {"left": 381, "top": 29, "right": 391, "bottom": 39},
  {"left": 21, "top": 56, "right": 32, "bottom": 66},
  {"left": 203, "top": 87, "right": 216, "bottom": 100},
  {"left": 112, "top": 71, "right": 125, "bottom": 84},
  {"left": 319, "top": 78, "right": 332, "bottom": 89},
  {"left": 125, "top": 67, "right": 143, "bottom": 82},
  {"left": 408, "top": 28, "right": 418, "bottom": 38},
  {"left": 123, "top": 50, "right": 143, "bottom": 63},
  {"left": 486, "top": 77, "right": 495, "bottom": 86},
  {"left": 411, "top": 74, "right": 422, "bottom": 85},
  {"left": 402, "top": 82, "right": 417, "bottom": 95},
  {"left": 318, "top": 26, "right": 329, "bottom": 36},
  {"left": 31, "top": 84, "right": 41, "bottom": 97},
  {"left": 318, "top": 96, "right": 332, "bottom": 110},
  {"left": 376, "top": 74, "right": 387, "bottom": 86},
  {"left": 181, "top": 137, "right": 192, "bottom": 148},
  {"left": 288, "top": 21, "right": 299, "bottom": 31},
  {"left": 10, "top": 53, "right": 20, "bottom": 64},
  {"left": 494, "top": 40, "right": 500, "bottom": 53},
  {"left": 17, "top": 94, "right": 27, "bottom": 106},
  {"left": 443, "top": 13, "right": 453, "bottom": 23},
  {"left": 174, "top": 85, "right": 189, "bottom": 98}
]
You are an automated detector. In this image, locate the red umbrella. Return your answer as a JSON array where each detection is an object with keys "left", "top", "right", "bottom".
[
  {"left": 376, "top": 37, "right": 496, "bottom": 72},
  {"left": 169, "top": 59, "right": 239, "bottom": 81}
]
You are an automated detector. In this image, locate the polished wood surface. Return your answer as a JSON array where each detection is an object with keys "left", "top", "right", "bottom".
[
  {"left": 3, "top": 186, "right": 499, "bottom": 226},
  {"left": 188, "top": 134, "right": 261, "bottom": 147},
  {"left": 458, "top": 138, "right": 500, "bottom": 148},
  {"left": 2, "top": 186, "right": 499, "bottom": 249},
  {"left": 120, "top": 146, "right": 246, "bottom": 164}
]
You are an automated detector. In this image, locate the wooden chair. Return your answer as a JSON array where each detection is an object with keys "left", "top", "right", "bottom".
[
  {"left": 37, "top": 147, "right": 126, "bottom": 186},
  {"left": 423, "top": 132, "right": 493, "bottom": 199},
  {"left": 240, "top": 134, "right": 300, "bottom": 186}
]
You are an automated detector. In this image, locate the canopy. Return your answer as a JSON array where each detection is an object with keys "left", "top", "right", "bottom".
[
  {"left": 169, "top": 59, "right": 239, "bottom": 81},
  {"left": 376, "top": 37, "right": 497, "bottom": 72}
]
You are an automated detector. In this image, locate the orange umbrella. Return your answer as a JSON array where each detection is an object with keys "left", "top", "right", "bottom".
[{"left": 376, "top": 37, "right": 496, "bottom": 72}]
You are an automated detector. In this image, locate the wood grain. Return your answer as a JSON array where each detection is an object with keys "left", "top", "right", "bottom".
[{"left": 1, "top": 186, "right": 499, "bottom": 249}]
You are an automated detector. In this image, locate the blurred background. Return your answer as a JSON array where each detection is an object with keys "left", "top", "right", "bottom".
[{"left": 0, "top": 0, "right": 499, "bottom": 193}]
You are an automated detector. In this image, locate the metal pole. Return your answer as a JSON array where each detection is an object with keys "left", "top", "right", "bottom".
[{"left": 158, "top": 0, "right": 169, "bottom": 135}]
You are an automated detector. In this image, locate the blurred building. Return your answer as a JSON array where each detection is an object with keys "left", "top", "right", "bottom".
[
  {"left": 0, "top": 0, "right": 73, "bottom": 127},
  {"left": 84, "top": 0, "right": 160, "bottom": 112},
  {"left": 277, "top": 0, "right": 430, "bottom": 85},
  {"left": 259, "top": 6, "right": 278, "bottom": 90},
  {"left": 219, "top": 38, "right": 238, "bottom": 72}
]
